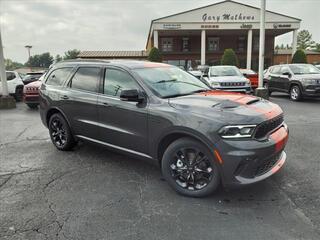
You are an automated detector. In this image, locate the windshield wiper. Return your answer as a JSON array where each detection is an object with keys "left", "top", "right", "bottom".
[
  {"left": 190, "top": 89, "right": 210, "bottom": 94},
  {"left": 155, "top": 79, "right": 177, "bottom": 84},
  {"left": 163, "top": 89, "right": 210, "bottom": 99}
]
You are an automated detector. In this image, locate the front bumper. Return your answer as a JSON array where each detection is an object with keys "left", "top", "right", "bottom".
[
  {"left": 215, "top": 124, "right": 289, "bottom": 187},
  {"left": 23, "top": 93, "right": 39, "bottom": 104},
  {"left": 302, "top": 85, "right": 320, "bottom": 97},
  {"left": 212, "top": 87, "right": 252, "bottom": 93}
]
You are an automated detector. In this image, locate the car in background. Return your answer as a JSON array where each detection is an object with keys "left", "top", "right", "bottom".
[
  {"left": 23, "top": 73, "right": 46, "bottom": 109},
  {"left": 188, "top": 70, "right": 203, "bottom": 79},
  {"left": 22, "top": 72, "right": 45, "bottom": 85},
  {"left": 0, "top": 71, "right": 24, "bottom": 101},
  {"left": 264, "top": 64, "right": 320, "bottom": 101},
  {"left": 240, "top": 69, "right": 258, "bottom": 88},
  {"left": 203, "top": 65, "right": 251, "bottom": 93}
]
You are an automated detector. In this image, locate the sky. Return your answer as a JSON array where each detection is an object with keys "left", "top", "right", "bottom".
[{"left": 0, "top": 0, "right": 320, "bottom": 63}]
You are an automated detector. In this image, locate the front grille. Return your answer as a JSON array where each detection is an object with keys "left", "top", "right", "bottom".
[
  {"left": 255, "top": 152, "right": 282, "bottom": 176},
  {"left": 220, "top": 82, "right": 246, "bottom": 87},
  {"left": 254, "top": 114, "right": 284, "bottom": 139}
]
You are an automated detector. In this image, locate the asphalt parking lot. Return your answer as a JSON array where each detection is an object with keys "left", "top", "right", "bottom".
[{"left": 1, "top": 93, "right": 320, "bottom": 240}]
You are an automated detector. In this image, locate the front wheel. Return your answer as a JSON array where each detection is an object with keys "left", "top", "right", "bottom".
[
  {"left": 290, "top": 85, "right": 302, "bottom": 101},
  {"left": 48, "top": 113, "right": 76, "bottom": 151},
  {"left": 161, "top": 138, "right": 220, "bottom": 197},
  {"left": 263, "top": 82, "right": 272, "bottom": 96}
]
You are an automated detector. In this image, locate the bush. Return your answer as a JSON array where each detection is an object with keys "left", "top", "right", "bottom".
[
  {"left": 292, "top": 49, "right": 307, "bottom": 63},
  {"left": 221, "top": 49, "right": 239, "bottom": 66},
  {"left": 148, "top": 47, "right": 162, "bottom": 62}
]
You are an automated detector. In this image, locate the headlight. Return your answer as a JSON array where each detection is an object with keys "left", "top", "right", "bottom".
[
  {"left": 211, "top": 82, "right": 220, "bottom": 87},
  {"left": 219, "top": 125, "right": 256, "bottom": 139},
  {"left": 245, "top": 78, "right": 251, "bottom": 85},
  {"left": 302, "top": 79, "right": 317, "bottom": 85}
]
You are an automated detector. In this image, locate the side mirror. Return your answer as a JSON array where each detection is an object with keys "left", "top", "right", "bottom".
[
  {"left": 120, "top": 89, "right": 145, "bottom": 103},
  {"left": 282, "top": 72, "right": 291, "bottom": 78}
]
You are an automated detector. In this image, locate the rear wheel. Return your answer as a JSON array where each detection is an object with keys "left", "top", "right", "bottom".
[
  {"left": 290, "top": 85, "right": 302, "bottom": 101},
  {"left": 48, "top": 113, "right": 76, "bottom": 151},
  {"left": 161, "top": 138, "right": 220, "bottom": 197}
]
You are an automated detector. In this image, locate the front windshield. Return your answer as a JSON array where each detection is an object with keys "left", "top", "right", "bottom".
[
  {"left": 134, "top": 67, "right": 209, "bottom": 98},
  {"left": 289, "top": 64, "right": 320, "bottom": 75},
  {"left": 210, "top": 66, "right": 242, "bottom": 77}
]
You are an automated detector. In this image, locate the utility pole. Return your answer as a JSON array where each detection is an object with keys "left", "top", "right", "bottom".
[
  {"left": 0, "top": 24, "right": 15, "bottom": 108},
  {"left": 255, "top": 0, "right": 269, "bottom": 99}
]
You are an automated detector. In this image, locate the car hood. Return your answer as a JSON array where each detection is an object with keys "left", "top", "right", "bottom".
[
  {"left": 25, "top": 80, "right": 42, "bottom": 88},
  {"left": 207, "top": 76, "right": 247, "bottom": 82},
  {"left": 293, "top": 73, "right": 320, "bottom": 80},
  {"left": 168, "top": 90, "right": 283, "bottom": 125}
]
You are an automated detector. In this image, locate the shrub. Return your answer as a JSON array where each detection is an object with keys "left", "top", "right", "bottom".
[
  {"left": 221, "top": 49, "right": 239, "bottom": 66},
  {"left": 148, "top": 47, "right": 162, "bottom": 62},
  {"left": 292, "top": 49, "right": 307, "bottom": 63}
]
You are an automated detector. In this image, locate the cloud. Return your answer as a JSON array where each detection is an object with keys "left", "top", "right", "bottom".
[{"left": 0, "top": 0, "right": 319, "bottom": 63}]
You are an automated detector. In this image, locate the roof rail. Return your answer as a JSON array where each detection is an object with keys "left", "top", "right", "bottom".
[{"left": 57, "top": 58, "right": 111, "bottom": 64}]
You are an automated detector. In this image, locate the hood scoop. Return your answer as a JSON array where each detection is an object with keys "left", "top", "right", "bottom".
[{"left": 213, "top": 100, "right": 241, "bottom": 109}]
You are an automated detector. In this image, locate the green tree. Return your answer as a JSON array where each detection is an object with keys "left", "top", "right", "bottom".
[
  {"left": 55, "top": 54, "right": 63, "bottom": 63},
  {"left": 297, "top": 30, "right": 315, "bottom": 50},
  {"left": 221, "top": 48, "right": 239, "bottom": 66},
  {"left": 312, "top": 43, "right": 320, "bottom": 52},
  {"left": 25, "top": 52, "right": 54, "bottom": 68},
  {"left": 5, "top": 59, "right": 24, "bottom": 70},
  {"left": 292, "top": 49, "right": 307, "bottom": 63},
  {"left": 147, "top": 47, "right": 162, "bottom": 62},
  {"left": 63, "top": 49, "right": 80, "bottom": 60}
]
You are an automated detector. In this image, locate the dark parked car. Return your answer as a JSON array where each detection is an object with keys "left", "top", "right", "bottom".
[
  {"left": 40, "top": 60, "right": 289, "bottom": 197},
  {"left": 22, "top": 72, "right": 45, "bottom": 85},
  {"left": 264, "top": 64, "right": 320, "bottom": 101}
]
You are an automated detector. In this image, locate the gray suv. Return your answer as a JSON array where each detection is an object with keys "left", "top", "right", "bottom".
[
  {"left": 40, "top": 60, "right": 289, "bottom": 197},
  {"left": 264, "top": 64, "right": 320, "bottom": 101}
]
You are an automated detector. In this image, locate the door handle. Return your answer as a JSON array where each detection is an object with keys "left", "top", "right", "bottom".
[
  {"left": 61, "top": 95, "right": 69, "bottom": 100},
  {"left": 102, "top": 102, "right": 111, "bottom": 107}
]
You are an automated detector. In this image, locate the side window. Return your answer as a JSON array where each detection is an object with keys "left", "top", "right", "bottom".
[
  {"left": 6, "top": 72, "right": 16, "bottom": 81},
  {"left": 104, "top": 69, "right": 140, "bottom": 97},
  {"left": 271, "top": 66, "right": 281, "bottom": 74},
  {"left": 69, "top": 67, "right": 100, "bottom": 93},
  {"left": 280, "top": 66, "right": 290, "bottom": 74},
  {"left": 46, "top": 68, "right": 73, "bottom": 86}
]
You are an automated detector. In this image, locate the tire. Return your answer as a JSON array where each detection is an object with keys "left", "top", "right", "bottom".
[
  {"left": 290, "top": 85, "right": 302, "bottom": 101},
  {"left": 27, "top": 103, "right": 39, "bottom": 109},
  {"left": 161, "top": 137, "right": 220, "bottom": 197},
  {"left": 48, "top": 113, "right": 76, "bottom": 151},
  {"left": 15, "top": 86, "right": 23, "bottom": 102}
]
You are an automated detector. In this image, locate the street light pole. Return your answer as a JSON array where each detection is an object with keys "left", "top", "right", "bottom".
[
  {"left": 0, "top": 24, "right": 9, "bottom": 97},
  {"left": 25, "top": 45, "right": 32, "bottom": 71},
  {"left": 255, "top": 0, "right": 269, "bottom": 99}
]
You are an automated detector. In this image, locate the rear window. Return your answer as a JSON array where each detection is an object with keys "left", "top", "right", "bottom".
[
  {"left": 69, "top": 67, "right": 100, "bottom": 93},
  {"left": 46, "top": 68, "right": 73, "bottom": 86}
]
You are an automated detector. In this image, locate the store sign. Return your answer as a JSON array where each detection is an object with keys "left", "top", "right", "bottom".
[
  {"left": 202, "top": 13, "right": 255, "bottom": 22},
  {"left": 163, "top": 24, "right": 181, "bottom": 29},
  {"left": 240, "top": 23, "right": 253, "bottom": 29},
  {"left": 273, "top": 23, "right": 292, "bottom": 29}
]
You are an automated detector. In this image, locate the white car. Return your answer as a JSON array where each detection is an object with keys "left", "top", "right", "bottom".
[
  {"left": 0, "top": 71, "right": 24, "bottom": 100},
  {"left": 203, "top": 65, "right": 252, "bottom": 93}
]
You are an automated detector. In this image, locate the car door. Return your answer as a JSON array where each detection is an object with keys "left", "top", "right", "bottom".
[
  {"left": 268, "top": 66, "right": 281, "bottom": 90},
  {"left": 97, "top": 67, "right": 149, "bottom": 156},
  {"left": 59, "top": 66, "right": 101, "bottom": 139},
  {"left": 279, "top": 66, "right": 291, "bottom": 92}
]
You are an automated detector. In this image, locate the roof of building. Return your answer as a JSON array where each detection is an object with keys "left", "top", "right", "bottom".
[
  {"left": 274, "top": 49, "right": 320, "bottom": 55},
  {"left": 78, "top": 50, "right": 148, "bottom": 58}
]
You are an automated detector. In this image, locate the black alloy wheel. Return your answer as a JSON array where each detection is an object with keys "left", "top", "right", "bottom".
[
  {"left": 162, "top": 138, "right": 220, "bottom": 197},
  {"left": 49, "top": 113, "right": 76, "bottom": 151},
  {"left": 290, "top": 85, "right": 302, "bottom": 101}
]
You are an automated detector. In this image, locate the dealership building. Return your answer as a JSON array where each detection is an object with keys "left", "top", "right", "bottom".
[{"left": 79, "top": 0, "right": 304, "bottom": 70}]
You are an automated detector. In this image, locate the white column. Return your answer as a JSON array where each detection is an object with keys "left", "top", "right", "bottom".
[
  {"left": 153, "top": 30, "right": 158, "bottom": 49},
  {"left": 292, "top": 29, "right": 298, "bottom": 56},
  {"left": 201, "top": 30, "right": 206, "bottom": 65},
  {"left": 246, "top": 29, "right": 253, "bottom": 70},
  {"left": 258, "top": 0, "right": 266, "bottom": 89},
  {"left": 0, "top": 26, "right": 9, "bottom": 96}
]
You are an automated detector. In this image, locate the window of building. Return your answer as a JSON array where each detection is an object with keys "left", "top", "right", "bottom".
[
  {"left": 104, "top": 69, "right": 140, "bottom": 97},
  {"left": 46, "top": 68, "right": 73, "bottom": 86},
  {"left": 253, "top": 36, "right": 259, "bottom": 51},
  {"left": 69, "top": 67, "right": 100, "bottom": 92},
  {"left": 182, "top": 37, "right": 189, "bottom": 52},
  {"left": 161, "top": 38, "right": 173, "bottom": 52},
  {"left": 237, "top": 36, "right": 246, "bottom": 52},
  {"left": 208, "top": 37, "right": 219, "bottom": 51}
]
